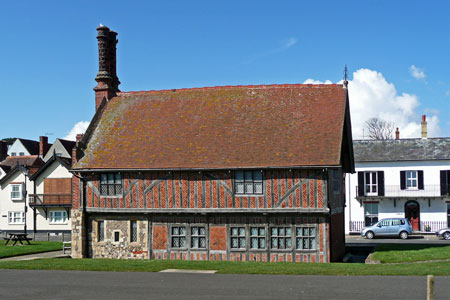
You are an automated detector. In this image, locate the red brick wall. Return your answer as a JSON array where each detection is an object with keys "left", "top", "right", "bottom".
[
  {"left": 209, "top": 226, "right": 227, "bottom": 250},
  {"left": 83, "top": 170, "right": 326, "bottom": 210},
  {"left": 152, "top": 225, "right": 167, "bottom": 250}
]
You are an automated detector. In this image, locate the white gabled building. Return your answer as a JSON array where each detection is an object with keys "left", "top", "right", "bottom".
[{"left": 345, "top": 120, "right": 450, "bottom": 234}]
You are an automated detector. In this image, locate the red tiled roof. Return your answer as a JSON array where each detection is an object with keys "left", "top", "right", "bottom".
[{"left": 74, "top": 84, "right": 348, "bottom": 170}]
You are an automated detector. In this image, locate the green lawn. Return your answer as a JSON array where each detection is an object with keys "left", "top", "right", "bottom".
[
  {"left": 0, "top": 258, "right": 449, "bottom": 276},
  {"left": 0, "top": 240, "right": 62, "bottom": 259},
  {"left": 371, "top": 244, "right": 450, "bottom": 263}
]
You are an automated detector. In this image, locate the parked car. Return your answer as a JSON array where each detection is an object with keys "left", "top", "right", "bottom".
[
  {"left": 361, "top": 218, "right": 412, "bottom": 240},
  {"left": 436, "top": 228, "right": 450, "bottom": 240}
]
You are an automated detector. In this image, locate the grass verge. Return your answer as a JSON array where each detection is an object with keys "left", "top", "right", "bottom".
[
  {"left": 0, "top": 241, "right": 62, "bottom": 259},
  {"left": 371, "top": 244, "right": 450, "bottom": 263},
  {"left": 0, "top": 258, "right": 449, "bottom": 276}
]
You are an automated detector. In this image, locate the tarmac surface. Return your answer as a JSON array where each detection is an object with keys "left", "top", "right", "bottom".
[
  {"left": 0, "top": 269, "right": 449, "bottom": 300},
  {"left": 346, "top": 234, "right": 450, "bottom": 245}
]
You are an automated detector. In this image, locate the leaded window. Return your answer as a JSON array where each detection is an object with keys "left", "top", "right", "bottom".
[
  {"left": 250, "top": 227, "right": 265, "bottom": 249},
  {"left": 230, "top": 227, "right": 246, "bottom": 249},
  {"left": 235, "top": 171, "right": 263, "bottom": 195},
  {"left": 171, "top": 226, "right": 186, "bottom": 248},
  {"left": 191, "top": 226, "right": 206, "bottom": 249},
  {"left": 271, "top": 227, "right": 292, "bottom": 249},
  {"left": 98, "top": 221, "right": 104, "bottom": 242},
  {"left": 296, "top": 226, "right": 316, "bottom": 250},
  {"left": 131, "top": 220, "right": 138, "bottom": 243},
  {"left": 100, "top": 173, "right": 122, "bottom": 196}
]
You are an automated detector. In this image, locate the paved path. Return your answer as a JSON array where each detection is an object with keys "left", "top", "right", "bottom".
[
  {"left": 0, "top": 270, "right": 449, "bottom": 300},
  {"left": 0, "top": 250, "right": 69, "bottom": 261}
]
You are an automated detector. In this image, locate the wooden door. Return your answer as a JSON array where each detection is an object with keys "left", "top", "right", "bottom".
[{"left": 405, "top": 201, "right": 420, "bottom": 231}]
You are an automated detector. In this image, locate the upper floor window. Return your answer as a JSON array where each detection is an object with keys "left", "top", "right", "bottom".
[
  {"left": 235, "top": 171, "right": 263, "bottom": 195},
  {"left": 11, "top": 184, "right": 22, "bottom": 200},
  {"left": 440, "top": 170, "right": 450, "bottom": 196},
  {"left": 400, "top": 170, "right": 423, "bottom": 190},
  {"left": 11, "top": 152, "right": 16, "bottom": 156},
  {"left": 100, "top": 173, "right": 122, "bottom": 196},
  {"left": 19, "top": 152, "right": 24, "bottom": 156},
  {"left": 357, "top": 171, "right": 384, "bottom": 197}
]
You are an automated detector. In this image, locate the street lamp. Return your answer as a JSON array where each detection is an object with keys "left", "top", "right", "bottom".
[{"left": 19, "top": 165, "right": 29, "bottom": 234}]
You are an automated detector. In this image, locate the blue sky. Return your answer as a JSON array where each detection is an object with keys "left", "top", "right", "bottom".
[{"left": 0, "top": 0, "right": 449, "bottom": 141}]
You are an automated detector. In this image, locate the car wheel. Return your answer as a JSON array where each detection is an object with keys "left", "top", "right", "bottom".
[
  {"left": 365, "top": 231, "right": 374, "bottom": 239},
  {"left": 400, "top": 231, "right": 408, "bottom": 240},
  {"left": 443, "top": 232, "right": 450, "bottom": 240}
]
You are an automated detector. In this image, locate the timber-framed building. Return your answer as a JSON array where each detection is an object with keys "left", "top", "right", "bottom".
[{"left": 70, "top": 26, "right": 355, "bottom": 262}]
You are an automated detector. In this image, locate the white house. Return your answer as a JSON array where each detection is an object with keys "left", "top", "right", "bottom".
[
  {"left": 345, "top": 130, "right": 450, "bottom": 234},
  {"left": 0, "top": 137, "right": 74, "bottom": 234}
]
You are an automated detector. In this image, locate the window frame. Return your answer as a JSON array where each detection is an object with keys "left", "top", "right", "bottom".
[
  {"left": 190, "top": 226, "right": 207, "bottom": 250},
  {"left": 230, "top": 226, "right": 247, "bottom": 250},
  {"left": 364, "top": 172, "right": 378, "bottom": 196},
  {"left": 270, "top": 226, "right": 293, "bottom": 250},
  {"left": 10, "top": 184, "right": 22, "bottom": 200},
  {"left": 99, "top": 173, "right": 123, "bottom": 196},
  {"left": 8, "top": 211, "right": 25, "bottom": 224},
  {"left": 295, "top": 225, "right": 317, "bottom": 251},
  {"left": 98, "top": 220, "right": 105, "bottom": 242},
  {"left": 406, "top": 170, "right": 418, "bottom": 189},
  {"left": 234, "top": 170, "right": 263, "bottom": 196},
  {"left": 130, "top": 220, "right": 138, "bottom": 243},
  {"left": 170, "top": 225, "right": 187, "bottom": 249},
  {"left": 49, "top": 211, "right": 68, "bottom": 224},
  {"left": 364, "top": 202, "right": 379, "bottom": 226},
  {"left": 249, "top": 226, "right": 266, "bottom": 250}
]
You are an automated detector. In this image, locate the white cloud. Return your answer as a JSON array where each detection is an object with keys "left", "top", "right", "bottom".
[
  {"left": 242, "top": 37, "right": 298, "bottom": 64},
  {"left": 409, "top": 65, "right": 426, "bottom": 80},
  {"left": 63, "top": 121, "right": 89, "bottom": 141},
  {"left": 282, "top": 37, "right": 297, "bottom": 49},
  {"left": 304, "top": 68, "right": 441, "bottom": 139},
  {"left": 303, "top": 79, "right": 332, "bottom": 84}
]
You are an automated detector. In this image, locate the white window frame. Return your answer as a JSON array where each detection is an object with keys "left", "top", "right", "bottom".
[
  {"left": 8, "top": 211, "right": 25, "bottom": 224},
  {"left": 49, "top": 211, "right": 68, "bottom": 224},
  {"left": 406, "top": 170, "right": 418, "bottom": 190},
  {"left": 364, "top": 172, "right": 378, "bottom": 196},
  {"left": 11, "top": 184, "right": 22, "bottom": 200}
]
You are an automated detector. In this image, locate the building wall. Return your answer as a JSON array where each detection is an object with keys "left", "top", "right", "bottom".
[
  {"left": 83, "top": 213, "right": 329, "bottom": 262},
  {"left": 75, "top": 169, "right": 327, "bottom": 211},
  {"left": 345, "top": 160, "right": 450, "bottom": 233},
  {"left": 7, "top": 140, "right": 30, "bottom": 156}
]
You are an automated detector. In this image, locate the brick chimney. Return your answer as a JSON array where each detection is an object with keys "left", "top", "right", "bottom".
[
  {"left": 72, "top": 133, "right": 85, "bottom": 165},
  {"left": 395, "top": 128, "right": 400, "bottom": 140},
  {"left": 39, "top": 136, "right": 50, "bottom": 158},
  {"left": 94, "top": 25, "right": 120, "bottom": 111},
  {"left": 421, "top": 115, "right": 427, "bottom": 139},
  {"left": 0, "top": 141, "right": 8, "bottom": 162}
]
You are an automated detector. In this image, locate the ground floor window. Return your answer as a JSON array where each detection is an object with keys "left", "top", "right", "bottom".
[
  {"left": 296, "top": 226, "right": 316, "bottom": 250},
  {"left": 171, "top": 226, "right": 187, "bottom": 248},
  {"left": 170, "top": 225, "right": 206, "bottom": 249},
  {"left": 230, "top": 227, "right": 246, "bottom": 249},
  {"left": 364, "top": 202, "right": 379, "bottom": 226},
  {"left": 8, "top": 211, "right": 24, "bottom": 224},
  {"left": 98, "top": 221, "right": 104, "bottom": 242},
  {"left": 270, "top": 227, "right": 292, "bottom": 249},
  {"left": 250, "top": 227, "right": 266, "bottom": 249},
  {"left": 191, "top": 226, "right": 206, "bottom": 249},
  {"left": 49, "top": 211, "right": 67, "bottom": 224},
  {"left": 130, "top": 220, "right": 138, "bottom": 243}
]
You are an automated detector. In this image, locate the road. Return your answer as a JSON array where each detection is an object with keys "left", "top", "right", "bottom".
[
  {"left": 346, "top": 234, "right": 450, "bottom": 245},
  {"left": 0, "top": 269, "right": 449, "bottom": 300}
]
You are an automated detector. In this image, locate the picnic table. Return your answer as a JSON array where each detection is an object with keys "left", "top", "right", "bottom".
[{"left": 4, "top": 233, "right": 32, "bottom": 246}]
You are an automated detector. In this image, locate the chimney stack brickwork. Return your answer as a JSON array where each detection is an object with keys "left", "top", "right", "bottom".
[
  {"left": 395, "top": 128, "right": 400, "bottom": 140},
  {"left": 421, "top": 115, "right": 427, "bottom": 139},
  {"left": 39, "top": 136, "right": 49, "bottom": 158},
  {"left": 94, "top": 25, "right": 120, "bottom": 110}
]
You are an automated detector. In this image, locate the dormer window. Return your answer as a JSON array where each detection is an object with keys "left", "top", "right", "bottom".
[
  {"left": 11, "top": 152, "right": 16, "bottom": 156},
  {"left": 234, "top": 171, "right": 263, "bottom": 195},
  {"left": 19, "top": 152, "right": 24, "bottom": 156},
  {"left": 100, "top": 173, "right": 122, "bottom": 196}
]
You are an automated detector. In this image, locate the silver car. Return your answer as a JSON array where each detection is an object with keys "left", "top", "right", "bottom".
[
  {"left": 436, "top": 228, "right": 450, "bottom": 240},
  {"left": 361, "top": 218, "right": 412, "bottom": 240}
]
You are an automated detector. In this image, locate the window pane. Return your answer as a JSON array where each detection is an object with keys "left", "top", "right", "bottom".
[
  {"left": 259, "top": 238, "right": 265, "bottom": 248},
  {"left": 108, "top": 174, "right": 114, "bottom": 184},
  {"left": 116, "top": 184, "right": 122, "bottom": 194},
  {"left": 254, "top": 182, "right": 263, "bottom": 194},
  {"left": 239, "top": 227, "right": 245, "bottom": 236},
  {"left": 199, "top": 227, "right": 206, "bottom": 235},
  {"left": 235, "top": 171, "right": 244, "bottom": 182},
  {"left": 172, "top": 237, "right": 179, "bottom": 247},
  {"left": 108, "top": 185, "right": 114, "bottom": 195},
  {"left": 310, "top": 238, "right": 315, "bottom": 250},
  {"left": 115, "top": 174, "right": 121, "bottom": 183},
  {"left": 231, "top": 227, "right": 238, "bottom": 236},
  {"left": 250, "top": 227, "right": 258, "bottom": 236},
  {"left": 271, "top": 228, "right": 277, "bottom": 236},
  {"left": 259, "top": 228, "right": 265, "bottom": 236},
  {"left": 296, "top": 227, "right": 302, "bottom": 236},
  {"left": 245, "top": 171, "right": 253, "bottom": 181},
  {"left": 239, "top": 237, "right": 246, "bottom": 248},
  {"left": 286, "top": 228, "right": 291, "bottom": 236},
  {"left": 179, "top": 237, "right": 186, "bottom": 247},
  {"left": 236, "top": 183, "right": 244, "bottom": 194},
  {"left": 303, "top": 238, "right": 309, "bottom": 249},
  {"left": 286, "top": 237, "right": 292, "bottom": 248},
  {"left": 191, "top": 227, "right": 198, "bottom": 235},
  {"left": 101, "top": 174, "right": 107, "bottom": 183},
  {"left": 303, "top": 228, "right": 309, "bottom": 236},
  {"left": 271, "top": 238, "right": 278, "bottom": 248},
  {"left": 309, "top": 227, "right": 315, "bottom": 236},
  {"left": 179, "top": 227, "right": 186, "bottom": 235},
  {"left": 245, "top": 183, "right": 253, "bottom": 194},
  {"left": 296, "top": 238, "right": 303, "bottom": 249},
  {"left": 172, "top": 227, "right": 179, "bottom": 235},
  {"left": 231, "top": 237, "right": 238, "bottom": 248},
  {"left": 199, "top": 237, "right": 206, "bottom": 248},
  {"left": 253, "top": 171, "right": 262, "bottom": 181},
  {"left": 279, "top": 238, "right": 285, "bottom": 249},
  {"left": 251, "top": 237, "right": 258, "bottom": 248},
  {"left": 279, "top": 228, "right": 285, "bottom": 236},
  {"left": 192, "top": 237, "right": 198, "bottom": 248},
  {"left": 101, "top": 185, "right": 108, "bottom": 195}
]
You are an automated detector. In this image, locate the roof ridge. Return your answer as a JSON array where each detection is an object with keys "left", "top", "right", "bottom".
[{"left": 118, "top": 83, "right": 340, "bottom": 96}]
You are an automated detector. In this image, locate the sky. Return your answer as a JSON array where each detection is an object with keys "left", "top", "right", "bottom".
[{"left": 0, "top": 0, "right": 449, "bottom": 142}]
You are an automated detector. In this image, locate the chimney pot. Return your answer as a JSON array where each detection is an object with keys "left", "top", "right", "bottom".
[{"left": 395, "top": 128, "right": 400, "bottom": 140}]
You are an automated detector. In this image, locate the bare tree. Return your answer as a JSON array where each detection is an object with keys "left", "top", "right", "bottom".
[{"left": 365, "top": 118, "right": 394, "bottom": 140}]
